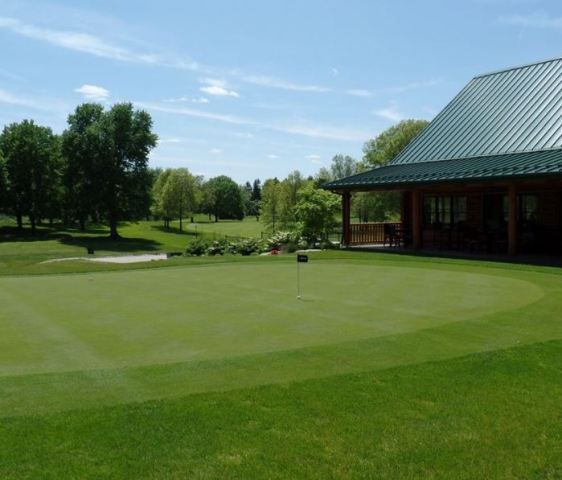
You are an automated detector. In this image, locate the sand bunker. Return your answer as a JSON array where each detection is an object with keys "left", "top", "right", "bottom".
[{"left": 42, "top": 254, "right": 169, "bottom": 264}]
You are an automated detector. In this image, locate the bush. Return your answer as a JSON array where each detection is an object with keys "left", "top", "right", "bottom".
[
  {"left": 237, "top": 238, "right": 261, "bottom": 256},
  {"left": 206, "top": 240, "right": 228, "bottom": 256},
  {"left": 185, "top": 238, "right": 210, "bottom": 256}
]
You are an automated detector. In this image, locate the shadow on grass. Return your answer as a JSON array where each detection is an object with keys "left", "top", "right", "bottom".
[
  {"left": 59, "top": 235, "right": 162, "bottom": 253},
  {"left": 151, "top": 225, "right": 199, "bottom": 237},
  {"left": 0, "top": 226, "right": 163, "bottom": 253}
]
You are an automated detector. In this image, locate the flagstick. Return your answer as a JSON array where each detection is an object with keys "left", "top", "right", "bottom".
[{"left": 297, "top": 259, "right": 301, "bottom": 299}]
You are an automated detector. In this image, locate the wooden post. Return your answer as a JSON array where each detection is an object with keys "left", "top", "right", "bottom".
[
  {"left": 342, "top": 191, "right": 351, "bottom": 246},
  {"left": 412, "top": 190, "right": 422, "bottom": 249},
  {"left": 508, "top": 184, "right": 517, "bottom": 256}
]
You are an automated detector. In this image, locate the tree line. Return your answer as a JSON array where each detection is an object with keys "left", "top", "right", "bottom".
[{"left": 0, "top": 98, "right": 426, "bottom": 240}]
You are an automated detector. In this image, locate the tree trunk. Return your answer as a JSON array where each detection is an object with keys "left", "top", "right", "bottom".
[
  {"left": 109, "top": 217, "right": 120, "bottom": 239},
  {"left": 29, "top": 213, "right": 36, "bottom": 236},
  {"left": 79, "top": 217, "right": 86, "bottom": 231},
  {"left": 16, "top": 211, "right": 23, "bottom": 230},
  {"left": 179, "top": 213, "right": 183, "bottom": 232},
  {"left": 214, "top": 214, "right": 218, "bottom": 223}
]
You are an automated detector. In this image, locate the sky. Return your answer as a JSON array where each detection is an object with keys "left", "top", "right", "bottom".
[{"left": 1, "top": 0, "right": 562, "bottom": 183}]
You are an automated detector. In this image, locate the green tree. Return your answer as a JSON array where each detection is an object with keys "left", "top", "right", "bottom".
[
  {"left": 151, "top": 169, "right": 174, "bottom": 228},
  {"left": 96, "top": 103, "right": 157, "bottom": 238},
  {"left": 261, "top": 178, "right": 282, "bottom": 233},
  {"left": 0, "top": 153, "right": 7, "bottom": 211},
  {"left": 61, "top": 103, "right": 105, "bottom": 230},
  {"left": 205, "top": 175, "right": 244, "bottom": 221},
  {"left": 161, "top": 168, "right": 197, "bottom": 232},
  {"left": 294, "top": 182, "right": 340, "bottom": 241},
  {"left": 279, "top": 170, "right": 305, "bottom": 228},
  {"left": 359, "top": 119, "right": 428, "bottom": 221},
  {"left": 0, "top": 120, "right": 60, "bottom": 233},
  {"left": 363, "top": 119, "right": 428, "bottom": 167},
  {"left": 330, "top": 154, "right": 359, "bottom": 180}
]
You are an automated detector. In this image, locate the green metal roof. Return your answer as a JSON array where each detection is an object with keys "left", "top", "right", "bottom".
[
  {"left": 325, "top": 149, "right": 562, "bottom": 190},
  {"left": 324, "top": 57, "right": 562, "bottom": 191},
  {"left": 394, "top": 57, "right": 562, "bottom": 165}
]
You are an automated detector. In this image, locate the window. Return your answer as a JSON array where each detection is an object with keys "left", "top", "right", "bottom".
[
  {"left": 519, "top": 194, "right": 538, "bottom": 224},
  {"left": 423, "top": 195, "right": 467, "bottom": 226}
]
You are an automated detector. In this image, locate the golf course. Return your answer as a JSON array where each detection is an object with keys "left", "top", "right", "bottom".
[{"left": 1, "top": 225, "right": 561, "bottom": 478}]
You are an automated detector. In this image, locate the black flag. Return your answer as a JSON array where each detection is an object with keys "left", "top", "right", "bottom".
[{"left": 297, "top": 254, "right": 309, "bottom": 263}]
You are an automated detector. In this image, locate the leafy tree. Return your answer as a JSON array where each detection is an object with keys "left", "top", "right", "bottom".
[
  {"left": 101, "top": 103, "right": 157, "bottom": 237},
  {"left": 330, "top": 154, "right": 359, "bottom": 180},
  {"left": 161, "top": 168, "right": 197, "bottom": 232},
  {"left": 362, "top": 119, "right": 428, "bottom": 167},
  {"left": 0, "top": 120, "right": 60, "bottom": 233},
  {"left": 204, "top": 175, "right": 244, "bottom": 221},
  {"left": 251, "top": 179, "right": 262, "bottom": 201},
  {"left": 279, "top": 170, "right": 305, "bottom": 228},
  {"left": 358, "top": 119, "right": 428, "bottom": 221},
  {"left": 151, "top": 169, "right": 174, "bottom": 228},
  {"left": 261, "top": 178, "right": 282, "bottom": 233},
  {"left": 294, "top": 182, "right": 340, "bottom": 241},
  {"left": 61, "top": 103, "right": 105, "bottom": 230}
]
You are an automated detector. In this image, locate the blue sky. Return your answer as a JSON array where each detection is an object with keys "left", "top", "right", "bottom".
[{"left": 1, "top": 0, "right": 562, "bottom": 182}]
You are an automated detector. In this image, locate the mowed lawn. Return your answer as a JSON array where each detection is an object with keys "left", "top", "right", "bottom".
[{"left": 1, "top": 252, "right": 562, "bottom": 478}]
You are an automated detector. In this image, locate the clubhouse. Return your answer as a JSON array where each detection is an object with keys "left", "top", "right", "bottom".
[{"left": 324, "top": 57, "right": 562, "bottom": 256}]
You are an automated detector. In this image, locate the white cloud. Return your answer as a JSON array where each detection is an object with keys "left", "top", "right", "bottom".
[
  {"left": 306, "top": 154, "right": 322, "bottom": 164},
  {"left": 499, "top": 12, "right": 562, "bottom": 28},
  {"left": 374, "top": 106, "right": 405, "bottom": 122},
  {"left": 267, "top": 154, "right": 279, "bottom": 159},
  {"left": 135, "top": 101, "right": 255, "bottom": 126},
  {"left": 0, "top": 16, "right": 199, "bottom": 70},
  {"left": 210, "top": 148, "right": 223, "bottom": 154},
  {"left": 158, "top": 137, "right": 183, "bottom": 144},
  {"left": 199, "top": 78, "right": 239, "bottom": 97},
  {"left": 139, "top": 101, "right": 368, "bottom": 142},
  {"left": 164, "top": 96, "right": 209, "bottom": 104},
  {"left": 241, "top": 75, "right": 331, "bottom": 92},
  {"left": 200, "top": 85, "right": 239, "bottom": 97},
  {"left": 346, "top": 88, "right": 373, "bottom": 97},
  {"left": 0, "top": 87, "right": 67, "bottom": 112},
  {"left": 74, "top": 84, "right": 109, "bottom": 100},
  {"left": 331, "top": 67, "right": 339, "bottom": 77},
  {"left": 272, "top": 123, "right": 370, "bottom": 141}
]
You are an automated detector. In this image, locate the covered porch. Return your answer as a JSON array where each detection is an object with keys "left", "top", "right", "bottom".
[{"left": 339, "top": 179, "right": 562, "bottom": 256}]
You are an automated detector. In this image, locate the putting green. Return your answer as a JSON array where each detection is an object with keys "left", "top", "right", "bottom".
[{"left": 0, "top": 261, "right": 543, "bottom": 377}]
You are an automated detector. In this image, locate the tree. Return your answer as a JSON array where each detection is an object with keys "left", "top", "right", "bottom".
[
  {"left": 161, "top": 168, "right": 197, "bottom": 232},
  {"left": 204, "top": 175, "right": 244, "bottom": 221},
  {"left": 61, "top": 103, "right": 105, "bottom": 230},
  {"left": 330, "top": 154, "right": 359, "bottom": 180},
  {"left": 251, "top": 179, "right": 261, "bottom": 201},
  {"left": 151, "top": 169, "right": 174, "bottom": 228},
  {"left": 278, "top": 170, "right": 305, "bottom": 228},
  {"left": 0, "top": 153, "right": 7, "bottom": 212},
  {"left": 294, "top": 182, "right": 340, "bottom": 241},
  {"left": 0, "top": 120, "right": 60, "bottom": 233},
  {"left": 261, "top": 178, "right": 282, "bottom": 233},
  {"left": 363, "top": 119, "right": 428, "bottom": 167},
  {"left": 359, "top": 119, "right": 428, "bottom": 221}
]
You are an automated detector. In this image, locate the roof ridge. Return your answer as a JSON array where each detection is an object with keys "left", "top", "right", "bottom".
[
  {"left": 391, "top": 146, "right": 562, "bottom": 166},
  {"left": 473, "top": 55, "right": 562, "bottom": 79}
]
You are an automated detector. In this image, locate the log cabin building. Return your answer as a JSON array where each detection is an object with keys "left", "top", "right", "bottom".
[{"left": 324, "top": 57, "right": 562, "bottom": 256}]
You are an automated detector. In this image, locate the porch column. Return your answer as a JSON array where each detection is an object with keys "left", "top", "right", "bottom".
[
  {"left": 412, "top": 190, "right": 422, "bottom": 249},
  {"left": 342, "top": 191, "right": 351, "bottom": 246},
  {"left": 508, "top": 184, "right": 518, "bottom": 256}
]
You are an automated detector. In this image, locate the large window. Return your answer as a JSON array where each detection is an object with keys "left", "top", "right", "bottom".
[
  {"left": 519, "top": 194, "right": 538, "bottom": 224},
  {"left": 423, "top": 195, "right": 467, "bottom": 226}
]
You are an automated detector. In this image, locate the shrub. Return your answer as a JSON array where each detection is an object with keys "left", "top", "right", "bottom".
[
  {"left": 185, "top": 238, "right": 210, "bottom": 256},
  {"left": 237, "top": 238, "right": 261, "bottom": 256},
  {"left": 206, "top": 240, "right": 228, "bottom": 256}
]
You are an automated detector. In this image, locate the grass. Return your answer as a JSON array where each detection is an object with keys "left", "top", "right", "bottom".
[{"left": 1, "top": 219, "right": 562, "bottom": 477}]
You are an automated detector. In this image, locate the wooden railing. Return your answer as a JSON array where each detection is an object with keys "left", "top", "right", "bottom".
[{"left": 349, "top": 222, "right": 402, "bottom": 246}]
